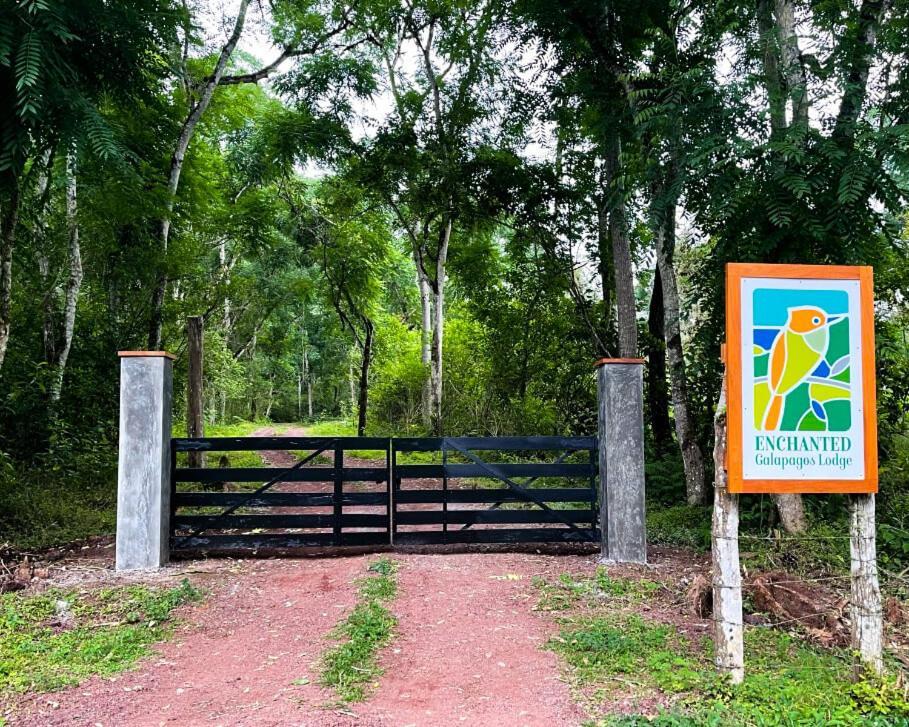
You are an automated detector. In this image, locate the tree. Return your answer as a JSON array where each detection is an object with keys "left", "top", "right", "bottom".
[
  {"left": 146, "top": 0, "right": 356, "bottom": 349},
  {"left": 0, "top": 0, "right": 180, "bottom": 370},
  {"left": 354, "top": 0, "right": 515, "bottom": 433}
]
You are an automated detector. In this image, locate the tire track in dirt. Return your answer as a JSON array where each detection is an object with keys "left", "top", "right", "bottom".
[{"left": 368, "top": 552, "right": 587, "bottom": 727}]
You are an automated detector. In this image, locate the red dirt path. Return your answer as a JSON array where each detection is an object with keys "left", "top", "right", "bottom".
[{"left": 12, "top": 552, "right": 592, "bottom": 727}]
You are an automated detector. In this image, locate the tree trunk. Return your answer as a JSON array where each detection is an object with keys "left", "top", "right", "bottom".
[
  {"left": 357, "top": 319, "right": 374, "bottom": 436},
  {"left": 772, "top": 493, "right": 807, "bottom": 533},
  {"left": 647, "top": 267, "right": 672, "bottom": 448},
  {"left": 34, "top": 151, "right": 56, "bottom": 366},
  {"left": 0, "top": 179, "right": 19, "bottom": 371},
  {"left": 773, "top": 0, "right": 809, "bottom": 129},
  {"left": 307, "top": 380, "right": 314, "bottom": 419},
  {"left": 348, "top": 358, "right": 356, "bottom": 412},
  {"left": 148, "top": 0, "right": 252, "bottom": 349},
  {"left": 187, "top": 315, "right": 204, "bottom": 468},
  {"left": 48, "top": 153, "right": 83, "bottom": 406},
  {"left": 429, "top": 218, "right": 451, "bottom": 435},
  {"left": 264, "top": 378, "right": 274, "bottom": 420},
  {"left": 833, "top": 0, "right": 891, "bottom": 141},
  {"left": 417, "top": 263, "right": 432, "bottom": 429},
  {"left": 711, "top": 370, "right": 744, "bottom": 683},
  {"left": 604, "top": 133, "right": 638, "bottom": 357},
  {"left": 654, "top": 199, "right": 706, "bottom": 504},
  {"left": 596, "top": 200, "right": 615, "bottom": 339},
  {"left": 297, "top": 370, "right": 303, "bottom": 420}
]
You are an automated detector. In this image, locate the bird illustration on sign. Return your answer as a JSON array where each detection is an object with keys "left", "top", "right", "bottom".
[{"left": 752, "top": 289, "right": 851, "bottom": 432}]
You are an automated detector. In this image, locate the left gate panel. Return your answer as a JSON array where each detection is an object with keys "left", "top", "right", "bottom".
[{"left": 170, "top": 437, "right": 391, "bottom": 551}]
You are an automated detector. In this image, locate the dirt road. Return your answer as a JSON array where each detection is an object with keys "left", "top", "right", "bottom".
[{"left": 13, "top": 551, "right": 595, "bottom": 727}]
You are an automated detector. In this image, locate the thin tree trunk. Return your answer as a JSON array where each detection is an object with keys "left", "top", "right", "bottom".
[
  {"left": 264, "top": 378, "right": 274, "bottom": 420},
  {"left": 429, "top": 218, "right": 451, "bottom": 435},
  {"left": 48, "top": 154, "right": 83, "bottom": 406},
  {"left": 34, "top": 151, "right": 56, "bottom": 365},
  {"left": 348, "top": 358, "right": 356, "bottom": 413},
  {"left": 307, "top": 380, "right": 314, "bottom": 419},
  {"left": 647, "top": 266, "right": 672, "bottom": 448},
  {"left": 417, "top": 262, "right": 432, "bottom": 429},
  {"left": 604, "top": 134, "right": 637, "bottom": 357},
  {"left": 187, "top": 315, "right": 204, "bottom": 467},
  {"left": 148, "top": 0, "right": 252, "bottom": 349},
  {"left": 597, "top": 197, "right": 615, "bottom": 336},
  {"left": 357, "top": 319, "right": 373, "bottom": 436},
  {"left": 654, "top": 198, "right": 706, "bottom": 504},
  {"left": 0, "top": 180, "right": 19, "bottom": 371}
]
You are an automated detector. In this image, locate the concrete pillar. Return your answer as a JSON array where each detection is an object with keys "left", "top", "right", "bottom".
[
  {"left": 596, "top": 358, "right": 647, "bottom": 564},
  {"left": 116, "top": 351, "right": 174, "bottom": 570}
]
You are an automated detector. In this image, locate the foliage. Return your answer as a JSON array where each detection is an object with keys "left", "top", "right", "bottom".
[
  {"left": 320, "top": 558, "right": 398, "bottom": 702},
  {"left": 0, "top": 579, "right": 202, "bottom": 693},
  {"left": 548, "top": 581, "right": 909, "bottom": 726}
]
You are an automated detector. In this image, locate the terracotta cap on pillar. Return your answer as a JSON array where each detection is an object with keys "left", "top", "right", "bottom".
[
  {"left": 594, "top": 357, "right": 646, "bottom": 367},
  {"left": 118, "top": 351, "right": 177, "bottom": 360}
]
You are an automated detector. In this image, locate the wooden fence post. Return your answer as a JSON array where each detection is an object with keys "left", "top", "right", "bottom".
[
  {"left": 116, "top": 351, "right": 174, "bottom": 570},
  {"left": 187, "top": 315, "right": 204, "bottom": 468},
  {"left": 596, "top": 358, "right": 647, "bottom": 564},
  {"left": 712, "top": 370, "right": 744, "bottom": 683},
  {"left": 850, "top": 493, "right": 883, "bottom": 674}
]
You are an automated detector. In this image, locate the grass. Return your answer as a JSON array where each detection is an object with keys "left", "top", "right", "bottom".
[
  {"left": 0, "top": 579, "right": 203, "bottom": 694},
  {"left": 541, "top": 571, "right": 909, "bottom": 726},
  {"left": 320, "top": 558, "right": 398, "bottom": 702},
  {"left": 533, "top": 569, "right": 661, "bottom": 612}
]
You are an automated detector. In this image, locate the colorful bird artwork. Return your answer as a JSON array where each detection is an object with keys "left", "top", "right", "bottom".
[{"left": 762, "top": 306, "right": 841, "bottom": 431}]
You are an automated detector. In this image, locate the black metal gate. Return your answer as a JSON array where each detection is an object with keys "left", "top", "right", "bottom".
[
  {"left": 170, "top": 435, "right": 599, "bottom": 552},
  {"left": 171, "top": 436, "right": 391, "bottom": 550},
  {"left": 391, "top": 437, "right": 599, "bottom": 545}
]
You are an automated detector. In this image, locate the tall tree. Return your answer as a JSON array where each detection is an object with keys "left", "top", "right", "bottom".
[{"left": 146, "top": 0, "right": 355, "bottom": 348}]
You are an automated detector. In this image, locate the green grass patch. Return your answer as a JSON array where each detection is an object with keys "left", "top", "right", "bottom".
[
  {"left": 0, "top": 579, "right": 203, "bottom": 694},
  {"left": 549, "top": 614, "right": 701, "bottom": 695},
  {"left": 549, "top": 610, "right": 909, "bottom": 726},
  {"left": 320, "top": 558, "right": 398, "bottom": 702},
  {"left": 534, "top": 569, "right": 661, "bottom": 612}
]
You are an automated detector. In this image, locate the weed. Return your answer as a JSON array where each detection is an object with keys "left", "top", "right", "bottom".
[
  {"left": 549, "top": 608, "right": 909, "bottom": 726},
  {"left": 534, "top": 569, "right": 660, "bottom": 611},
  {"left": 320, "top": 558, "right": 398, "bottom": 702},
  {"left": 0, "top": 579, "right": 202, "bottom": 694}
]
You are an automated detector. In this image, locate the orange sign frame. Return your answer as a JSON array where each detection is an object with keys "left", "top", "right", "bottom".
[{"left": 725, "top": 263, "right": 877, "bottom": 494}]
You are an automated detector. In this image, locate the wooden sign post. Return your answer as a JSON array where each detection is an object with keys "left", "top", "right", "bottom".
[{"left": 716, "top": 263, "right": 883, "bottom": 679}]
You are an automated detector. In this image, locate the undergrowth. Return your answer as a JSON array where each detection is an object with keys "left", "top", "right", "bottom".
[
  {"left": 320, "top": 558, "right": 398, "bottom": 702},
  {"left": 0, "top": 579, "right": 202, "bottom": 694},
  {"left": 540, "top": 571, "right": 909, "bottom": 726}
]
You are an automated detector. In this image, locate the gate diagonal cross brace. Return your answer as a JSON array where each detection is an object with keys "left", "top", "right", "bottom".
[
  {"left": 444, "top": 439, "right": 583, "bottom": 532},
  {"left": 459, "top": 448, "right": 578, "bottom": 531},
  {"left": 173, "top": 440, "right": 336, "bottom": 548}
]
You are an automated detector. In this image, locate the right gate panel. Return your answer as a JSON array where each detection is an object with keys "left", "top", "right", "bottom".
[{"left": 391, "top": 437, "right": 599, "bottom": 545}]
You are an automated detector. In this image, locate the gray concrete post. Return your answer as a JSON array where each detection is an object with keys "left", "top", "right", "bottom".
[
  {"left": 116, "top": 351, "right": 174, "bottom": 570},
  {"left": 596, "top": 358, "right": 647, "bottom": 564}
]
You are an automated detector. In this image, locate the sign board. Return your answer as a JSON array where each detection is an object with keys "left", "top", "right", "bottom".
[{"left": 725, "top": 263, "right": 877, "bottom": 493}]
